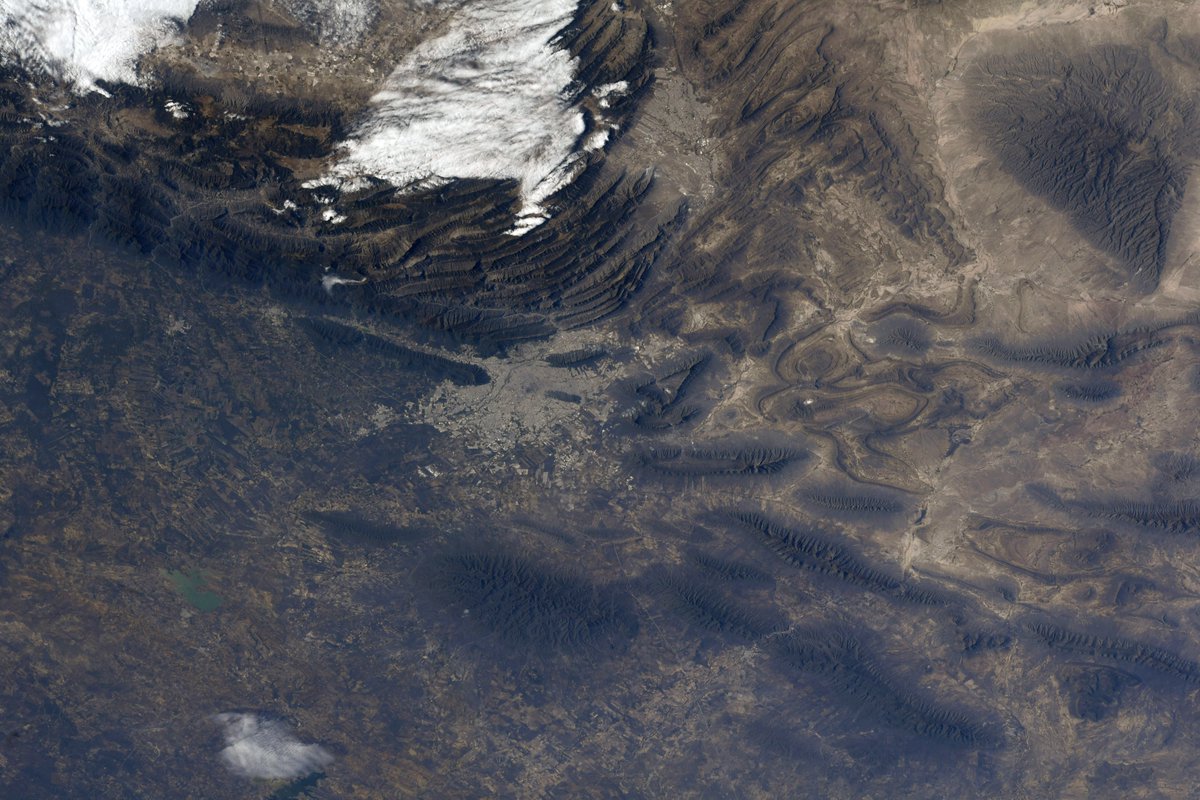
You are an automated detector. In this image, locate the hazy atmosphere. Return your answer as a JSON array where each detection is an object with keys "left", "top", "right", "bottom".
[{"left": 2, "top": 0, "right": 1200, "bottom": 797}]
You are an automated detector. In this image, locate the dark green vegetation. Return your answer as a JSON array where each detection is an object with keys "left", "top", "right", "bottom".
[
  {"left": 626, "top": 352, "right": 712, "bottom": 432},
  {"left": 1079, "top": 500, "right": 1200, "bottom": 534},
  {"left": 544, "top": 346, "right": 610, "bottom": 369},
  {"left": 1054, "top": 379, "right": 1121, "bottom": 403},
  {"left": 434, "top": 550, "right": 637, "bottom": 652},
  {"left": 971, "top": 45, "right": 1198, "bottom": 289},
  {"left": 655, "top": 571, "right": 783, "bottom": 640},
  {"left": 1029, "top": 484, "right": 1200, "bottom": 535},
  {"left": 960, "top": 632, "right": 1012, "bottom": 657},
  {"left": 690, "top": 551, "right": 774, "bottom": 585},
  {"left": 797, "top": 485, "right": 908, "bottom": 522},
  {"left": 298, "top": 317, "right": 490, "bottom": 386},
  {"left": 871, "top": 316, "right": 933, "bottom": 356},
  {"left": 1058, "top": 666, "right": 1141, "bottom": 722},
  {"left": 973, "top": 329, "right": 1165, "bottom": 372},
  {"left": 772, "top": 630, "right": 997, "bottom": 747},
  {"left": 636, "top": 445, "right": 806, "bottom": 480},
  {"left": 302, "top": 510, "right": 428, "bottom": 546},
  {"left": 730, "top": 510, "right": 941, "bottom": 604},
  {"left": 1153, "top": 451, "right": 1200, "bottom": 484},
  {"left": 545, "top": 389, "right": 583, "bottom": 404},
  {"left": 1030, "top": 623, "right": 1200, "bottom": 685},
  {"left": 269, "top": 771, "right": 327, "bottom": 800}
]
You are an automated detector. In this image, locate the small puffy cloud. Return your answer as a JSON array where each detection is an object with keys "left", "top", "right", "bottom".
[{"left": 213, "top": 712, "right": 333, "bottom": 781}]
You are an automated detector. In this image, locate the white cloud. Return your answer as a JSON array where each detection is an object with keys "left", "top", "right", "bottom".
[
  {"left": 279, "top": 0, "right": 376, "bottom": 46},
  {"left": 319, "top": 0, "right": 591, "bottom": 234},
  {"left": 213, "top": 712, "right": 333, "bottom": 781},
  {"left": 593, "top": 80, "right": 627, "bottom": 108},
  {"left": 1, "top": 0, "right": 626, "bottom": 232},
  {"left": 0, "top": 0, "right": 200, "bottom": 90},
  {"left": 0, "top": 0, "right": 376, "bottom": 90}
]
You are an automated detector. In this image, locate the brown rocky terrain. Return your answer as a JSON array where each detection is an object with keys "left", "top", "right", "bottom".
[{"left": 4, "top": 0, "right": 1200, "bottom": 797}]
